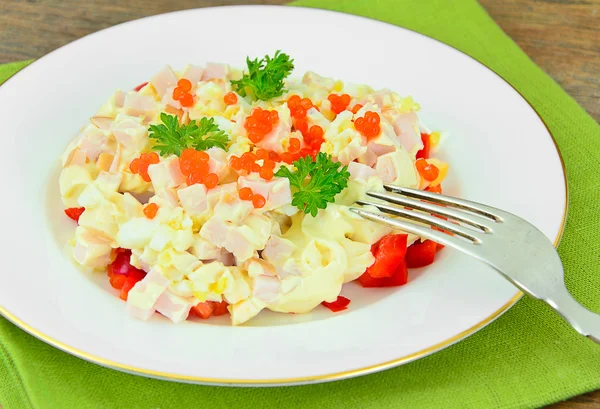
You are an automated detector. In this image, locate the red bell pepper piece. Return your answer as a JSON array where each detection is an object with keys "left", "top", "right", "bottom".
[
  {"left": 190, "top": 301, "right": 229, "bottom": 319},
  {"left": 64, "top": 207, "right": 85, "bottom": 223},
  {"left": 133, "top": 81, "right": 148, "bottom": 92},
  {"left": 416, "top": 133, "right": 431, "bottom": 159},
  {"left": 358, "top": 234, "right": 409, "bottom": 287},
  {"left": 358, "top": 259, "right": 408, "bottom": 287},
  {"left": 322, "top": 296, "right": 351, "bottom": 312},
  {"left": 405, "top": 240, "right": 438, "bottom": 268},
  {"left": 365, "top": 234, "right": 408, "bottom": 278},
  {"left": 212, "top": 301, "right": 230, "bottom": 316},
  {"left": 190, "top": 302, "right": 216, "bottom": 319}
]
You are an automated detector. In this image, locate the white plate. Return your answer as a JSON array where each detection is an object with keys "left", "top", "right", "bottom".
[{"left": 0, "top": 6, "right": 566, "bottom": 386}]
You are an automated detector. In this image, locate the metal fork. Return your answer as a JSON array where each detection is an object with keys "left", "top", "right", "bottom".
[{"left": 351, "top": 185, "right": 600, "bottom": 343}]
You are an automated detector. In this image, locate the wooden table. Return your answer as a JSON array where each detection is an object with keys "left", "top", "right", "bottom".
[{"left": 0, "top": 1, "right": 598, "bottom": 408}]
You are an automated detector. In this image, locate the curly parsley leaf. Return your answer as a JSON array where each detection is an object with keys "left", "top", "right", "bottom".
[
  {"left": 275, "top": 152, "right": 350, "bottom": 217},
  {"left": 231, "top": 50, "right": 294, "bottom": 101},
  {"left": 187, "top": 117, "right": 229, "bottom": 151},
  {"left": 148, "top": 113, "right": 229, "bottom": 156}
]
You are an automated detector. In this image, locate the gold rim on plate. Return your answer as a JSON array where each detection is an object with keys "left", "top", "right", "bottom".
[{"left": 0, "top": 6, "right": 569, "bottom": 386}]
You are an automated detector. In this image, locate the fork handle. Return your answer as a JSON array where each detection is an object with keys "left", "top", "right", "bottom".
[{"left": 545, "top": 289, "right": 600, "bottom": 343}]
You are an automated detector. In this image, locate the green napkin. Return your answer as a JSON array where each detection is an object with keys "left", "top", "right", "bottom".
[{"left": 1, "top": 0, "right": 599, "bottom": 408}]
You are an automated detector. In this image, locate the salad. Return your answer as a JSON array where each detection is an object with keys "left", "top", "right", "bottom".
[{"left": 59, "top": 51, "right": 448, "bottom": 325}]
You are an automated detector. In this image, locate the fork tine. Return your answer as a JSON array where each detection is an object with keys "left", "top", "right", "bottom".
[
  {"left": 383, "top": 185, "right": 502, "bottom": 222},
  {"left": 356, "top": 200, "right": 481, "bottom": 242},
  {"left": 349, "top": 208, "right": 476, "bottom": 248},
  {"left": 366, "top": 191, "right": 491, "bottom": 232}
]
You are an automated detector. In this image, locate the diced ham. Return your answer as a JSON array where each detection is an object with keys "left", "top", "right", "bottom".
[
  {"left": 215, "top": 250, "right": 235, "bottom": 266},
  {"left": 262, "top": 236, "right": 295, "bottom": 265},
  {"left": 237, "top": 176, "right": 292, "bottom": 211},
  {"left": 155, "top": 187, "right": 179, "bottom": 208},
  {"left": 96, "top": 171, "right": 123, "bottom": 193},
  {"left": 376, "top": 153, "right": 397, "bottom": 184},
  {"left": 348, "top": 161, "right": 377, "bottom": 181},
  {"left": 252, "top": 275, "right": 281, "bottom": 303},
  {"left": 363, "top": 141, "right": 396, "bottom": 167},
  {"left": 72, "top": 227, "right": 112, "bottom": 268},
  {"left": 370, "top": 89, "right": 394, "bottom": 111},
  {"left": 222, "top": 228, "right": 256, "bottom": 261},
  {"left": 126, "top": 305, "right": 156, "bottom": 321},
  {"left": 126, "top": 268, "right": 170, "bottom": 320},
  {"left": 206, "top": 182, "right": 238, "bottom": 209},
  {"left": 207, "top": 147, "right": 230, "bottom": 179},
  {"left": 123, "top": 93, "right": 157, "bottom": 118},
  {"left": 190, "top": 237, "right": 221, "bottom": 260},
  {"left": 182, "top": 64, "right": 204, "bottom": 84},
  {"left": 154, "top": 291, "right": 195, "bottom": 323},
  {"left": 394, "top": 112, "right": 422, "bottom": 153},
  {"left": 177, "top": 184, "right": 208, "bottom": 216},
  {"left": 112, "top": 117, "right": 146, "bottom": 151},
  {"left": 109, "top": 143, "right": 121, "bottom": 173},
  {"left": 90, "top": 116, "right": 113, "bottom": 130},
  {"left": 162, "top": 86, "right": 182, "bottom": 110},
  {"left": 113, "top": 90, "right": 126, "bottom": 108},
  {"left": 77, "top": 126, "right": 109, "bottom": 162},
  {"left": 65, "top": 148, "right": 88, "bottom": 167},
  {"left": 200, "top": 214, "right": 266, "bottom": 262},
  {"left": 201, "top": 63, "right": 230, "bottom": 81},
  {"left": 214, "top": 199, "right": 254, "bottom": 224},
  {"left": 151, "top": 66, "right": 178, "bottom": 97},
  {"left": 148, "top": 157, "right": 185, "bottom": 190},
  {"left": 247, "top": 258, "right": 277, "bottom": 277},
  {"left": 375, "top": 150, "right": 419, "bottom": 187}
]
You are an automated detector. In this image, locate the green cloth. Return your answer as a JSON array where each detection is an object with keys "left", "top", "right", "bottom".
[{"left": 1, "top": 0, "right": 599, "bottom": 407}]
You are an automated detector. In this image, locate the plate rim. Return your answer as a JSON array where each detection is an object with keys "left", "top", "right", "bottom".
[{"left": 0, "top": 4, "right": 568, "bottom": 386}]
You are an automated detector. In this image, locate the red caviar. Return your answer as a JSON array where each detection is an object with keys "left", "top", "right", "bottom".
[
  {"left": 230, "top": 149, "right": 277, "bottom": 181},
  {"left": 259, "top": 167, "right": 274, "bottom": 181},
  {"left": 354, "top": 111, "right": 381, "bottom": 139},
  {"left": 172, "top": 79, "right": 194, "bottom": 107},
  {"left": 204, "top": 173, "right": 219, "bottom": 189},
  {"left": 177, "top": 78, "right": 192, "bottom": 92},
  {"left": 288, "top": 137, "right": 301, "bottom": 153},
  {"left": 180, "top": 148, "right": 219, "bottom": 189},
  {"left": 143, "top": 203, "right": 159, "bottom": 219},
  {"left": 187, "top": 170, "right": 205, "bottom": 186},
  {"left": 179, "top": 93, "right": 194, "bottom": 108},
  {"left": 328, "top": 93, "right": 351, "bottom": 115},
  {"left": 130, "top": 152, "right": 159, "bottom": 182},
  {"left": 288, "top": 95, "right": 315, "bottom": 119},
  {"left": 244, "top": 108, "right": 279, "bottom": 143},
  {"left": 224, "top": 92, "right": 238, "bottom": 105},
  {"left": 229, "top": 156, "right": 242, "bottom": 170},
  {"left": 351, "top": 104, "right": 363, "bottom": 114},
  {"left": 239, "top": 187, "right": 254, "bottom": 200},
  {"left": 252, "top": 194, "right": 266, "bottom": 209},
  {"left": 415, "top": 159, "right": 440, "bottom": 182}
]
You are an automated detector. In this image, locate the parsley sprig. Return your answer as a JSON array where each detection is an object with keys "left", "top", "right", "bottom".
[
  {"left": 231, "top": 51, "right": 294, "bottom": 101},
  {"left": 275, "top": 153, "right": 350, "bottom": 217},
  {"left": 148, "top": 113, "right": 229, "bottom": 156}
]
